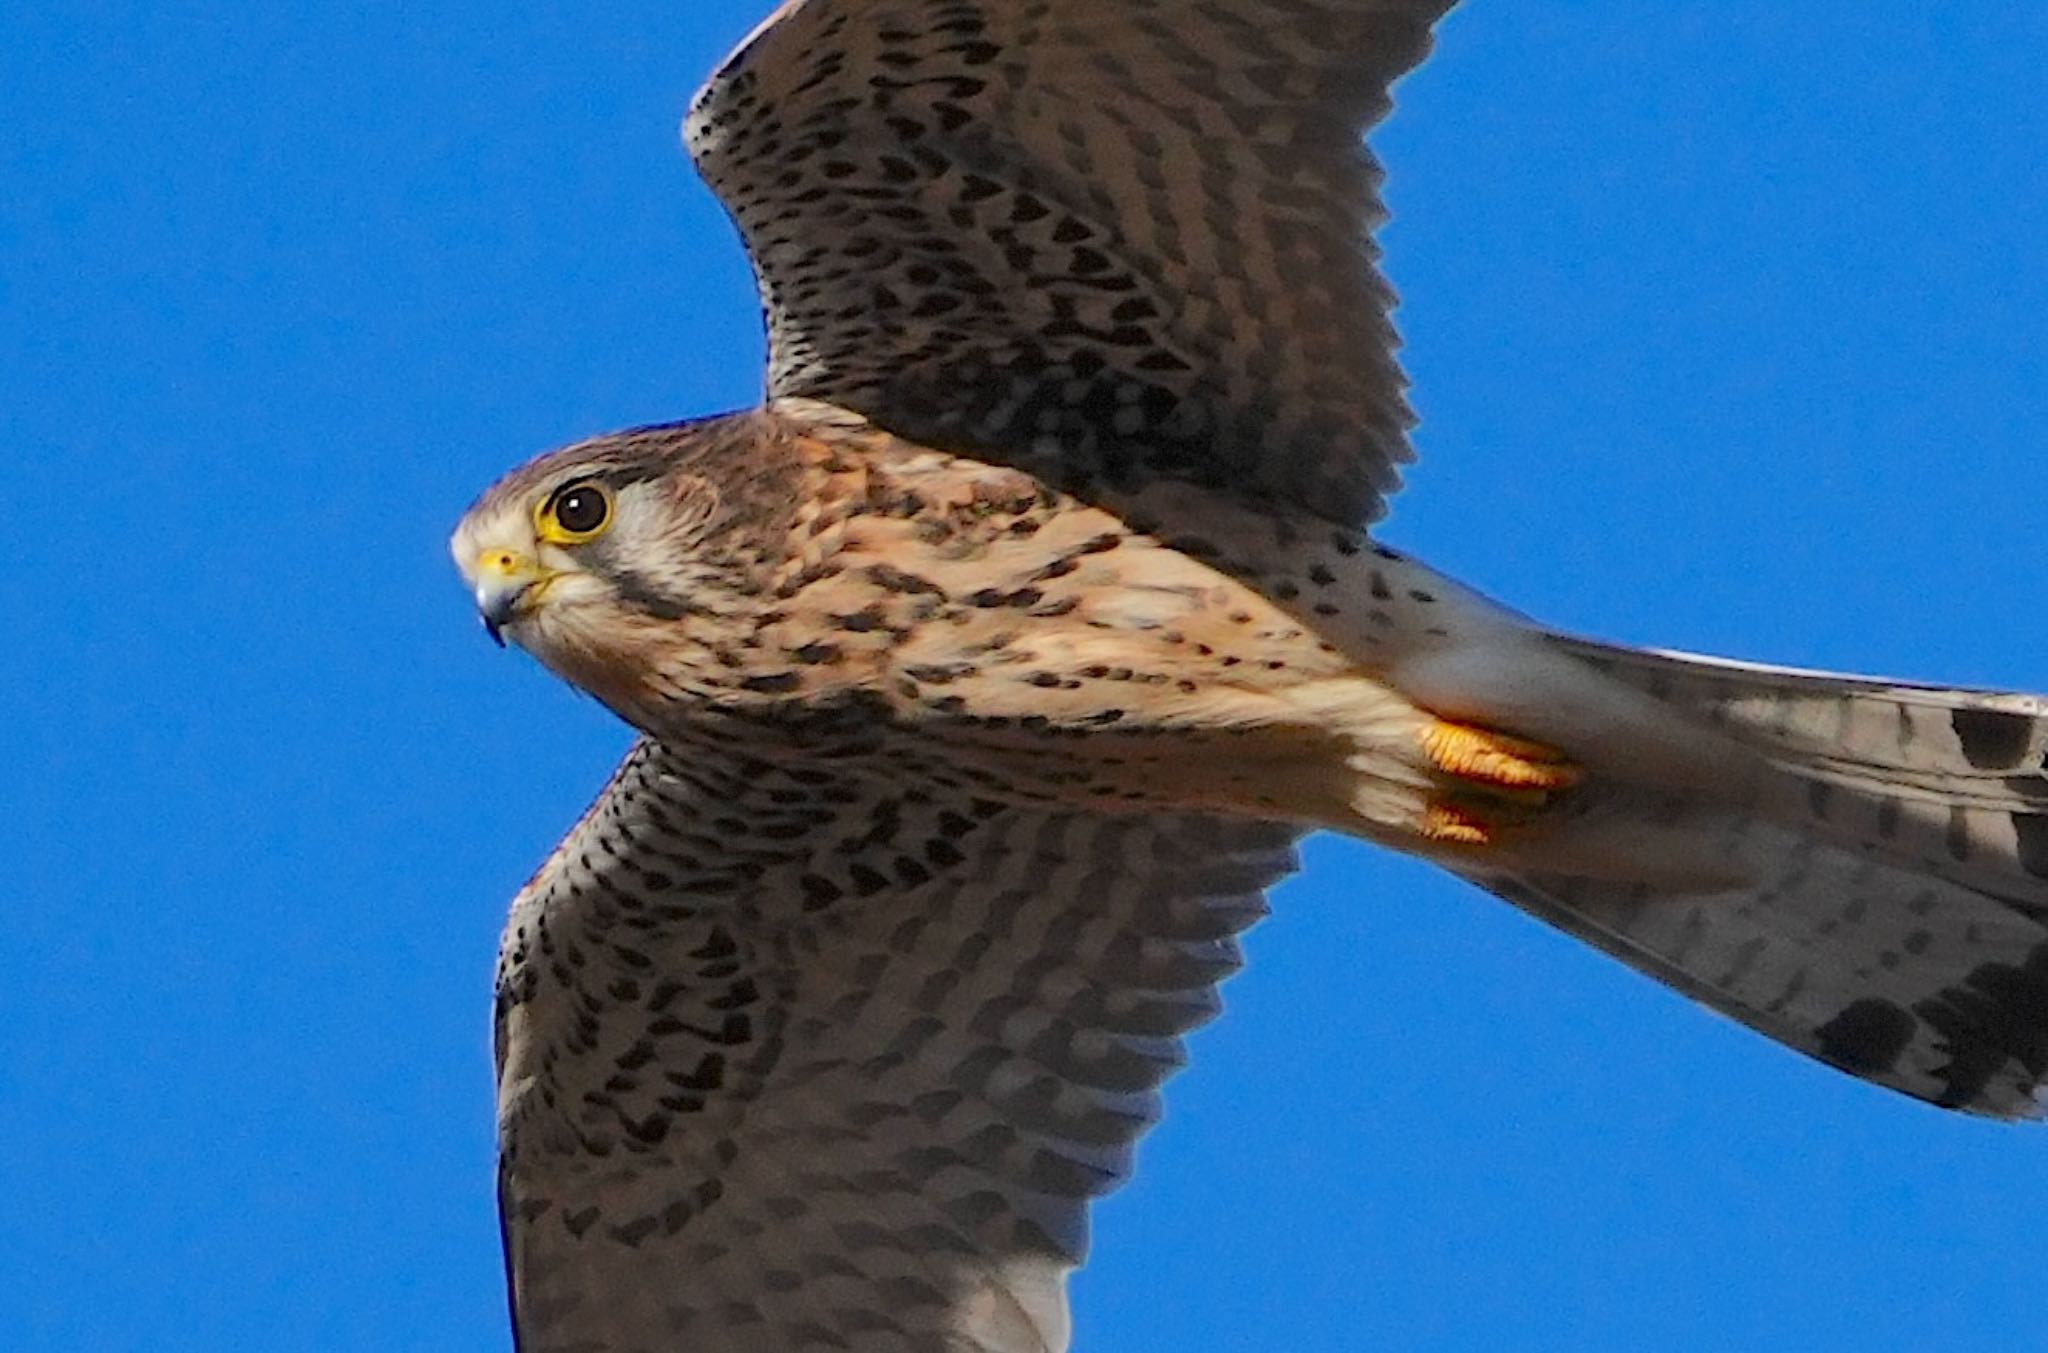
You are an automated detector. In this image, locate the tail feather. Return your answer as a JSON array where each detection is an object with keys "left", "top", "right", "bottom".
[
  {"left": 1553, "top": 637, "right": 2048, "bottom": 905},
  {"left": 1554, "top": 636, "right": 2048, "bottom": 791},
  {"left": 1466, "top": 638, "right": 2048, "bottom": 1118}
]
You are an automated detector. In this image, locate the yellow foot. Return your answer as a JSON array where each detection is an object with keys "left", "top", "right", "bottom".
[
  {"left": 1415, "top": 719, "right": 1582, "bottom": 848},
  {"left": 1421, "top": 802, "right": 1493, "bottom": 845},
  {"left": 1420, "top": 719, "right": 1581, "bottom": 792}
]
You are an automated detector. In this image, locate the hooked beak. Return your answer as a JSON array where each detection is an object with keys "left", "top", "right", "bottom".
[{"left": 473, "top": 550, "right": 550, "bottom": 647}]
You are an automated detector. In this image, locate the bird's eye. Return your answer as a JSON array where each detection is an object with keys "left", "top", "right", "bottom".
[{"left": 539, "top": 481, "right": 613, "bottom": 542}]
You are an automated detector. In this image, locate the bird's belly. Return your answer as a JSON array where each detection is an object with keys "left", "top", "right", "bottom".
[
  {"left": 622, "top": 444, "right": 1588, "bottom": 844},
  {"left": 728, "top": 464, "right": 1447, "bottom": 828}
]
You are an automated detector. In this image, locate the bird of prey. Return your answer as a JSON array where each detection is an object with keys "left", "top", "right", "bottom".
[{"left": 452, "top": 3, "right": 2048, "bottom": 1349}]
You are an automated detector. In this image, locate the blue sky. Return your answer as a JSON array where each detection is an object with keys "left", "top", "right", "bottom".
[{"left": 6, "top": 3, "right": 2046, "bottom": 1349}]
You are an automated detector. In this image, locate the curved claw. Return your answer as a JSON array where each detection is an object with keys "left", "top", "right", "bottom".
[
  {"left": 1416, "top": 719, "right": 1583, "bottom": 847},
  {"left": 1421, "top": 802, "right": 1494, "bottom": 845},
  {"left": 1421, "top": 720, "right": 1582, "bottom": 792}
]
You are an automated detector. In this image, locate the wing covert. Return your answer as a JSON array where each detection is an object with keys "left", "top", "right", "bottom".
[
  {"left": 687, "top": 0, "right": 1461, "bottom": 525},
  {"left": 496, "top": 738, "right": 1299, "bottom": 1352}
]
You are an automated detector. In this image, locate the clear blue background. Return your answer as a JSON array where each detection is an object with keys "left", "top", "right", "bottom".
[{"left": 7, "top": 3, "right": 2045, "bottom": 1349}]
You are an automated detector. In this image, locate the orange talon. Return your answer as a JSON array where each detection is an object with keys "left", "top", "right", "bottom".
[
  {"left": 1420, "top": 720, "right": 1582, "bottom": 792},
  {"left": 1421, "top": 802, "right": 1493, "bottom": 845}
]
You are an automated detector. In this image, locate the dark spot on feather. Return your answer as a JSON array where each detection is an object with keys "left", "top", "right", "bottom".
[
  {"left": 906, "top": 662, "right": 973, "bottom": 684},
  {"left": 702, "top": 1014, "right": 751, "bottom": 1045},
  {"left": 1806, "top": 781, "right": 1834, "bottom": 820},
  {"left": 1915, "top": 942, "right": 2048, "bottom": 1107},
  {"left": 669, "top": 1053, "right": 723, "bottom": 1093},
  {"left": 1952, "top": 707, "right": 2035, "bottom": 770},
  {"left": 969, "top": 586, "right": 1044, "bottom": 609},
  {"left": 1946, "top": 806, "right": 1972, "bottom": 861},
  {"left": 690, "top": 929, "right": 737, "bottom": 962},
  {"left": 2017, "top": 816, "right": 2048, "bottom": 878},
  {"left": 602, "top": 1211, "right": 659, "bottom": 1244},
  {"left": 619, "top": 1115, "right": 669, "bottom": 1149},
  {"left": 836, "top": 606, "right": 888, "bottom": 632},
  {"left": 866, "top": 563, "right": 946, "bottom": 597},
  {"left": 1814, "top": 999, "right": 1917, "bottom": 1076}
]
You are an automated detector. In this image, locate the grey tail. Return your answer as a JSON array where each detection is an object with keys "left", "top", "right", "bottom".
[{"left": 1462, "top": 636, "right": 2048, "bottom": 1119}]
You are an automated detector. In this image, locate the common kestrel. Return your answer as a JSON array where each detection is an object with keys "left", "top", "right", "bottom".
[{"left": 451, "top": 3, "right": 2048, "bottom": 1349}]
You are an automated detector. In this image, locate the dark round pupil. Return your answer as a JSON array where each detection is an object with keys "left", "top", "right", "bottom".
[{"left": 555, "top": 486, "right": 607, "bottom": 533}]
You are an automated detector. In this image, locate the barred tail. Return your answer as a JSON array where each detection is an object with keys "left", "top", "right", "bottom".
[{"left": 1463, "top": 637, "right": 2048, "bottom": 1118}]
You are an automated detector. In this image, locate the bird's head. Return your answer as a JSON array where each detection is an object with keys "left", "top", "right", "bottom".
[{"left": 451, "top": 415, "right": 792, "bottom": 720}]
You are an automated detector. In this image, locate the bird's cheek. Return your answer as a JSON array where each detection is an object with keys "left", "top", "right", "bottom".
[
  {"left": 525, "top": 607, "right": 672, "bottom": 729},
  {"left": 665, "top": 474, "right": 721, "bottom": 535}
]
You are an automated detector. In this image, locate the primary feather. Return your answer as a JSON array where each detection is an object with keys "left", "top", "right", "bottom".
[{"left": 495, "top": 741, "right": 1297, "bottom": 1352}]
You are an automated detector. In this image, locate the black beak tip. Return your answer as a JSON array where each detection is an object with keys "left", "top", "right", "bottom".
[{"left": 481, "top": 614, "right": 506, "bottom": 648}]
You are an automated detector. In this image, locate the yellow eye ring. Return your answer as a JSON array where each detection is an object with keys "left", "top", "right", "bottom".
[{"left": 536, "top": 480, "right": 613, "bottom": 544}]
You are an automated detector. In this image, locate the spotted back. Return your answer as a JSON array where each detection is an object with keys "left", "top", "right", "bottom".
[{"left": 687, "top": 0, "right": 1461, "bottom": 525}]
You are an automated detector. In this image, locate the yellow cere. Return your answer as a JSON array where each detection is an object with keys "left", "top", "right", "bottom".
[{"left": 474, "top": 548, "right": 535, "bottom": 580}]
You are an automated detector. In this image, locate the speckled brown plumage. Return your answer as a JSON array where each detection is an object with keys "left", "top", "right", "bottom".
[
  {"left": 451, "top": 4, "right": 2048, "bottom": 1350},
  {"left": 688, "top": 0, "right": 1449, "bottom": 523}
]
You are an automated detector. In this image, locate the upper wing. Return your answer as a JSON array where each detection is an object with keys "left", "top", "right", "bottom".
[
  {"left": 686, "top": 0, "right": 1461, "bottom": 525},
  {"left": 496, "top": 738, "right": 1298, "bottom": 1352}
]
